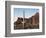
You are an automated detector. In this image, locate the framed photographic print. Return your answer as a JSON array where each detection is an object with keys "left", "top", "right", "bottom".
[{"left": 5, "top": 1, "right": 45, "bottom": 37}]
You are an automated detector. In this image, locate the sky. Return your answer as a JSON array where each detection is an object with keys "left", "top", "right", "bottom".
[{"left": 14, "top": 8, "right": 39, "bottom": 18}]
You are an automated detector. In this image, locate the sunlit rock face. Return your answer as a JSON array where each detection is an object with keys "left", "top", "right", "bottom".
[{"left": 14, "top": 12, "right": 39, "bottom": 29}]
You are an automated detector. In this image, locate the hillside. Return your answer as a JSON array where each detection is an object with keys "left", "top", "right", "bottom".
[{"left": 14, "top": 12, "right": 39, "bottom": 29}]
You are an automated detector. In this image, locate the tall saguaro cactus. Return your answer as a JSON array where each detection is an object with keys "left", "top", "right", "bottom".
[{"left": 23, "top": 9, "right": 25, "bottom": 29}]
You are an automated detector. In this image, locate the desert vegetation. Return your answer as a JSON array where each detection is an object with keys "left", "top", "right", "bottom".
[{"left": 14, "top": 12, "right": 39, "bottom": 29}]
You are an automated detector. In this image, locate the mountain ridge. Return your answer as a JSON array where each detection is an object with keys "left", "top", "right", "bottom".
[{"left": 14, "top": 12, "right": 39, "bottom": 29}]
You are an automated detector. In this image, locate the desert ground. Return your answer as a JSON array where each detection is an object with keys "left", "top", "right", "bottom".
[{"left": 14, "top": 12, "right": 39, "bottom": 29}]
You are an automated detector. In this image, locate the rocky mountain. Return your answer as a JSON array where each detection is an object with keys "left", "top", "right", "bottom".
[{"left": 14, "top": 12, "right": 39, "bottom": 29}]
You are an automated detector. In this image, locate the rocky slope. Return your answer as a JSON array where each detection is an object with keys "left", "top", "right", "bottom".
[{"left": 14, "top": 12, "right": 39, "bottom": 29}]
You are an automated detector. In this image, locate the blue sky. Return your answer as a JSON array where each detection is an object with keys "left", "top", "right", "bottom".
[{"left": 14, "top": 8, "right": 39, "bottom": 18}]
